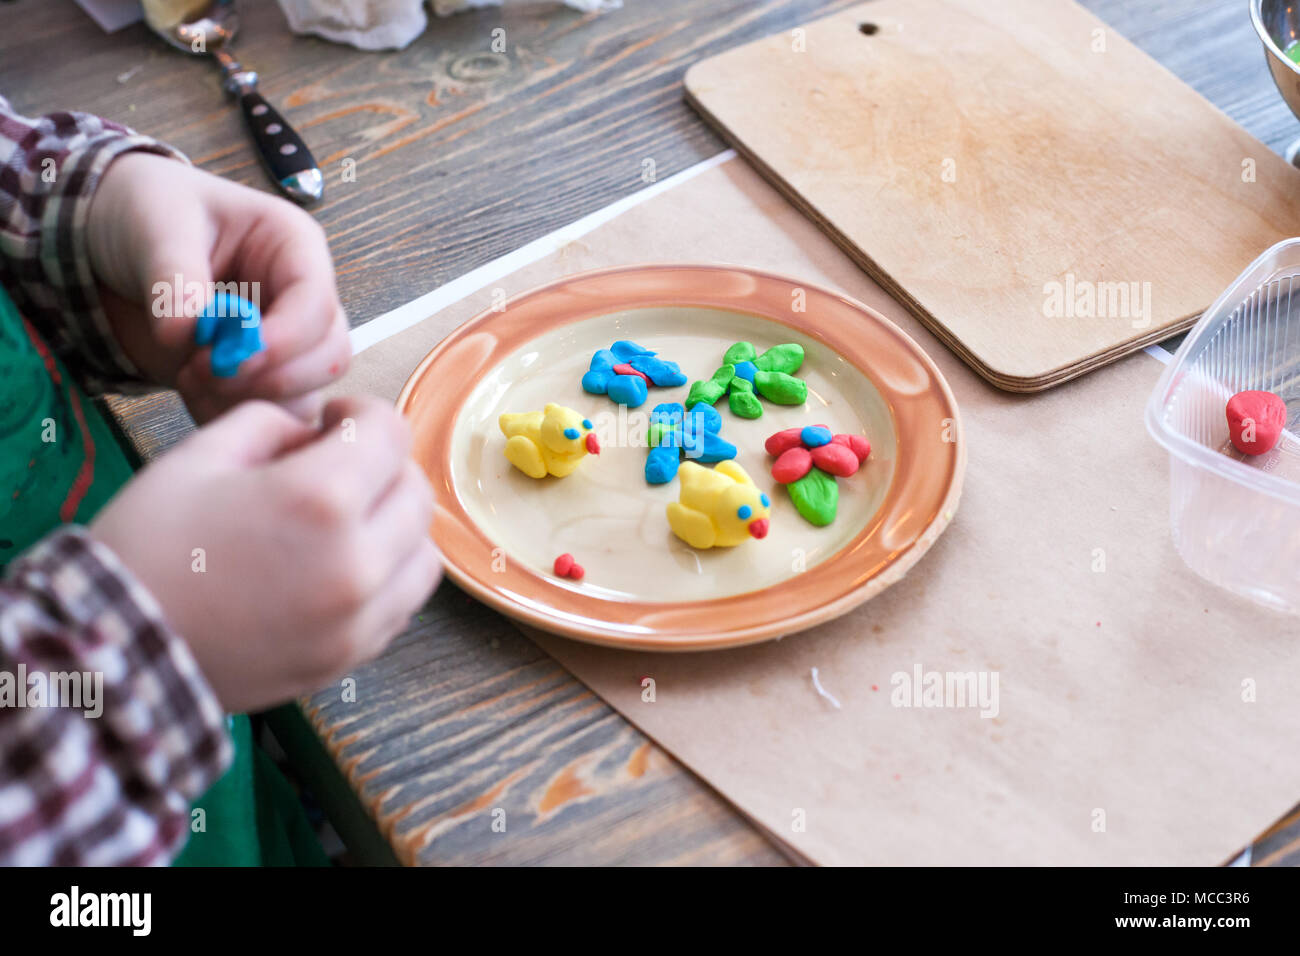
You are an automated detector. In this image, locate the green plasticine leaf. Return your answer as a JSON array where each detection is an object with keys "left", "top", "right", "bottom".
[
  {"left": 723, "top": 341, "right": 757, "bottom": 365},
  {"left": 727, "top": 377, "right": 763, "bottom": 418},
  {"left": 685, "top": 380, "right": 722, "bottom": 408},
  {"left": 787, "top": 467, "right": 838, "bottom": 526},
  {"left": 754, "top": 343, "right": 804, "bottom": 375},
  {"left": 685, "top": 364, "right": 735, "bottom": 409},
  {"left": 754, "top": 369, "right": 808, "bottom": 405},
  {"left": 647, "top": 422, "right": 672, "bottom": 446}
]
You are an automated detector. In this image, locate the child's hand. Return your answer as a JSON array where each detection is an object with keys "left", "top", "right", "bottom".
[
  {"left": 91, "top": 397, "right": 440, "bottom": 712},
  {"left": 86, "top": 152, "right": 351, "bottom": 422}
]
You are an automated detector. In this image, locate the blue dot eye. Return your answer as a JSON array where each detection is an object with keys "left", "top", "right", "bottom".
[
  {"left": 760, "top": 494, "right": 770, "bottom": 508},
  {"left": 737, "top": 504, "right": 752, "bottom": 519},
  {"left": 563, "top": 427, "right": 579, "bottom": 439},
  {"left": 582, "top": 419, "right": 592, "bottom": 429}
]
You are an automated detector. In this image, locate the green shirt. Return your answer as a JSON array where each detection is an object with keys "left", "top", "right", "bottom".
[{"left": 0, "top": 284, "right": 324, "bottom": 867}]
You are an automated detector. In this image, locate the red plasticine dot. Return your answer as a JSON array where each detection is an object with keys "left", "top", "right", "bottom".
[
  {"left": 871, "top": 684, "right": 879, "bottom": 691},
  {"left": 611, "top": 362, "right": 650, "bottom": 382},
  {"left": 553, "top": 553, "right": 584, "bottom": 580}
]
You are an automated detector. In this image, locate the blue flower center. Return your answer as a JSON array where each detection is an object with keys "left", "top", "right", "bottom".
[{"left": 801, "top": 425, "right": 832, "bottom": 447}]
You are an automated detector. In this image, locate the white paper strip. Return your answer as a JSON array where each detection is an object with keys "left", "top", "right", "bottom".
[{"left": 349, "top": 150, "right": 737, "bottom": 355}]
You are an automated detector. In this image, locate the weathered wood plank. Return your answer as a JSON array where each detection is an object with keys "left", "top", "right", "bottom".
[{"left": 301, "top": 580, "right": 786, "bottom": 865}]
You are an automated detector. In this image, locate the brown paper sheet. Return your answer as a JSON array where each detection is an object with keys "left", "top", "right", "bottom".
[{"left": 337, "top": 159, "right": 1300, "bottom": 865}]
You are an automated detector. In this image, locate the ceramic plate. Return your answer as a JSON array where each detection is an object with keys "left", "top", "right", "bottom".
[{"left": 398, "top": 265, "right": 965, "bottom": 651}]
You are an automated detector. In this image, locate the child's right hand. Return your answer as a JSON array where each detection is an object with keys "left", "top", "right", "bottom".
[{"left": 91, "top": 396, "right": 440, "bottom": 713}]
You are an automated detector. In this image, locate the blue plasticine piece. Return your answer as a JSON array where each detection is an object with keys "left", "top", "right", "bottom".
[
  {"left": 696, "top": 432, "right": 737, "bottom": 463},
  {"left": 194, "top": 310, "right": 219, "bottom": 346},
  {"left": 610, "top": 340, "right": 653, "bottom": 361},
  {"left": 197, "top": 293, "right": 263, "bottom": 378},
  {"left": 733, "top": 360, "right": 757, "bottom": 383},
  {"left": 586, "top": 342, "right": 690, "bottom": 409},
  {"left": 644, "top": 398, "right": 735, "bottom": 479},
  {"left": 582, "top": 368, "right": 610, "bottom": 394},
  {"left": 650, "top": 403, "right": 684, "bottom": 446},
  {"left": 629, "top": 354, "right": 687, "bottom": 387},
  {"left": 211, "top": 326, "right": 262, "bottom": 377},
  {"left": 606, "top": 374, "right": 648, "bottom": 407},
  {"left": 801, "top": 425, "right": 833, "bottom": 447},
  {"left": 686, "top": 403, "right": 722, "bottom": 433},
  {"left": 679, "top": 404, "right": 736, "bottom": 461},
  {"left": 645, "top": 445, "right": 680, "bottom": 484}
]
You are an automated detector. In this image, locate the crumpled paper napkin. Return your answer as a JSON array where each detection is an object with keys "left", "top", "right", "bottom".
[
  {"left": 276, "top": 0, "right": 428, "bottom": 50},
  {"left": 432, "top": 0, "right": 621, "bottom": 14},
  {"left": 277, "top": 0, "right": 623, "bottom": 51}
]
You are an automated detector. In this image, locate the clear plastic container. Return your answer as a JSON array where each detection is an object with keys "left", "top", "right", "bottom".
[{"left": 1146, "top": 238, "right": 1300, "bottom": 615}]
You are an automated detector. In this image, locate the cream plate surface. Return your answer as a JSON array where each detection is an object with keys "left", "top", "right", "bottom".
[{"left": 450, "top": 307, "right": 896, "bottom": 603}]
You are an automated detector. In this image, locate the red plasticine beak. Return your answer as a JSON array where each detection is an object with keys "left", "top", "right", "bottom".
[
  {"left": 748, "top": 518, "right": 770, "bottom": 539},
  {"left": 585, "top": 433, "right": 601, "bottom": 454}
]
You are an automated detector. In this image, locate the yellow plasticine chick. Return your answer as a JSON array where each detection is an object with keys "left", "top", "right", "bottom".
[
  {"left": 499, "top": 403, "right": 601, "bottom": 479},
  {"left": 667, "top": 460, "right": 772, "bottom": 549}
]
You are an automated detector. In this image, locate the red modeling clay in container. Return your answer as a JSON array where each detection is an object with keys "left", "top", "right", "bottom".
[{"left": 1225, "top": 390, "right": 1286, "bottom": 456}]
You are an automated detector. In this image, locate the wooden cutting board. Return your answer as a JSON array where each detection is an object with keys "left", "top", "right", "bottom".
[{"left": 684, "top": 0, "right": 1300, "bottom": 391}]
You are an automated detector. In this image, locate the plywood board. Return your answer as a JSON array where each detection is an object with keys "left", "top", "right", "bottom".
[{"left": 685, "top": 0, "right": 1300, "bottom": 390}]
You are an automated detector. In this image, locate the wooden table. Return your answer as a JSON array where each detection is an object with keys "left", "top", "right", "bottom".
[{"left": 4, "top": 0, "right": 1299, "bottom": 865}]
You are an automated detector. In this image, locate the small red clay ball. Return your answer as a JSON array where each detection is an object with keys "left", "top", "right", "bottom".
[
  {"left": 765, "top": 427, "right": 806, "bottom": 456},
  {"left": 553, "top": 553, "right": 584, "bottom": 580},
  {"left": 1226, "top": 390, "right": 1287, "bottom": 456},
  {"left": 811, "top": 441, "right": 860, "bottom": 477},
  {"left": 772, "top": 446, "right": 813, "bottom": 483}
]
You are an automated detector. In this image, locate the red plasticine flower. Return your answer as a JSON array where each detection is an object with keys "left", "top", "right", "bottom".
[{"left": 765, "top": 425, "right": 870, "bottom": 526}]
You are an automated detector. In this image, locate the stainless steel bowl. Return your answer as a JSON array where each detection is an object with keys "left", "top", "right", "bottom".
[{"left": 1252, "top": 0, "right": 1300, "bottom": 123}]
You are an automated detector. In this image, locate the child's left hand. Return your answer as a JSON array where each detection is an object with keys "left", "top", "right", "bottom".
[{"left": 86, "top": 152, "right": 351, "bottom": 422}]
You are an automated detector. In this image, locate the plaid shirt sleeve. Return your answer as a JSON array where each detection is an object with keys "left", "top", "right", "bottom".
[
  {"left": 0, "top": 94, "right": 189, "bottom": 395},
  {"left": 0, "top": 526, "right": 232, "bottom": 866}
]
